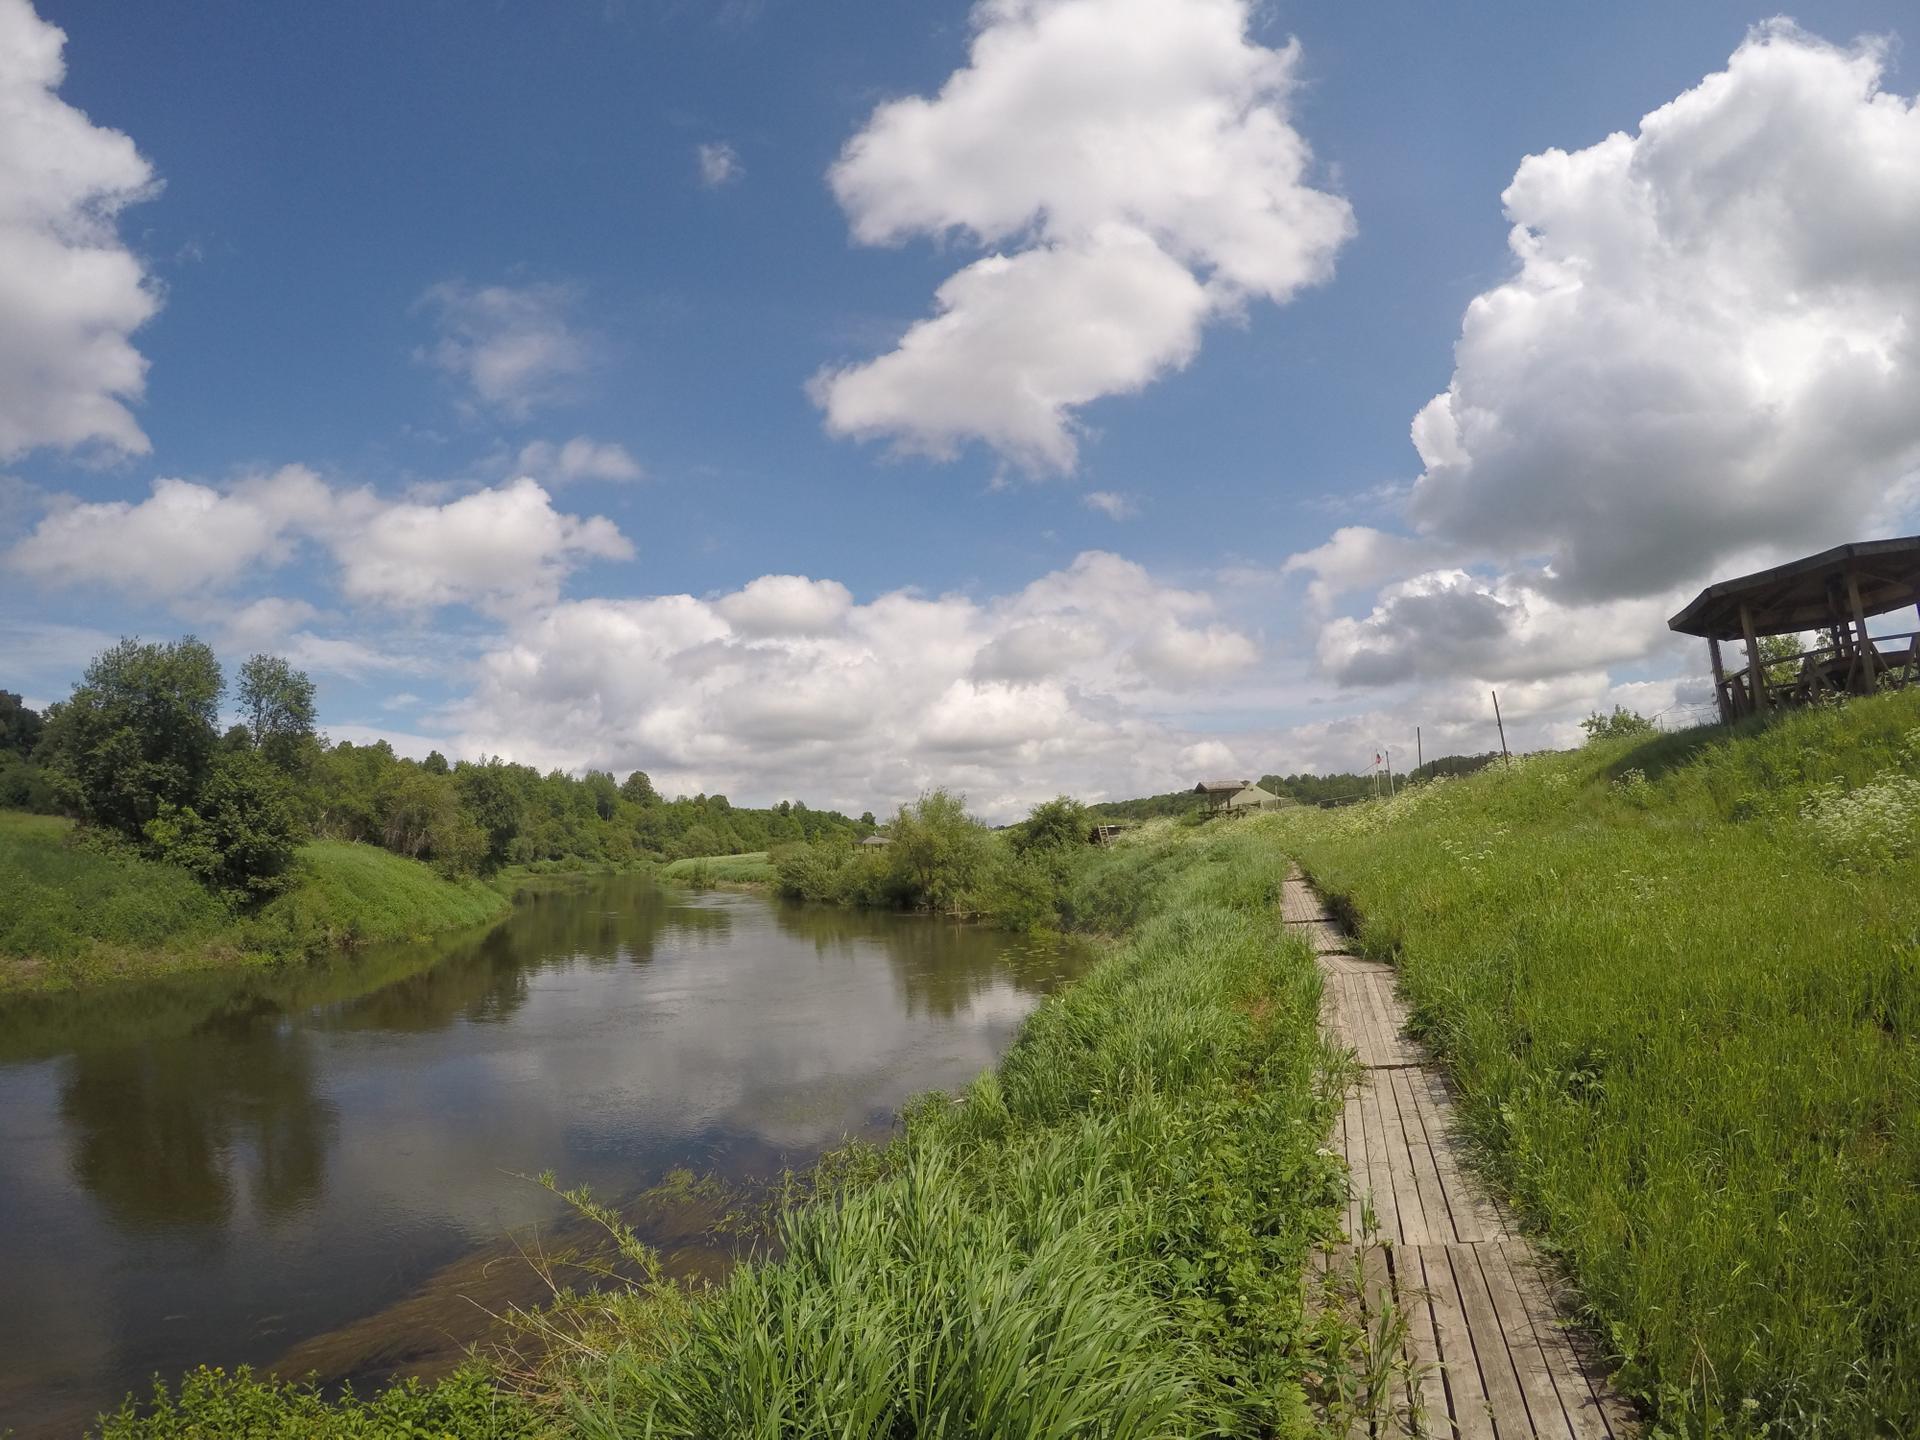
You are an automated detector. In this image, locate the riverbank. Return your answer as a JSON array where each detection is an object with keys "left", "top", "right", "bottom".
[
  {"left": 657, "top": 850, "right": 776, "bottom": 887},
  {"left": 85, "top": 822, "right": 1371, "bottom": 1438},
  {"left": 1272, "top": 689, "right": 1920, "bottom": 1437},
  {"left": 0, "top": 811, "right": 510, "bottom": 997}
]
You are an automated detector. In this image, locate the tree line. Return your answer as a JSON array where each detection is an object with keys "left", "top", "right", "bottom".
[{"left": 2, "top": 636, "right": 863, "bottom": 905}]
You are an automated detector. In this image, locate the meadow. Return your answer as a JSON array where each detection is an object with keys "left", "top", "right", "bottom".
[
  {"left": 658, "top": 850, "right": 777, "bottom": 886},
  {"left": 1272, "top": 689, "right": 1920, "bottom": 1437}
]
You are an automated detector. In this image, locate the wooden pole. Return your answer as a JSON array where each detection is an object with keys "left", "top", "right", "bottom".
[
  {"left": 1492, "top": 690, "right": 1511, "bottom": 767},
  {"left": 1707, "top": 636, "right": 1731, "bottom": 724},
  {"left": 1848, "top": 573, "right": 1878, "bottom": 690},
  {"left": 1385, "top": 747, "right": 1395, "bottom": 798},
  {"left": 1739, "top": 603, "right": 1771, "bottom": 716},
  {"left": 1416, "top": 726, "right": 1423, "bottom": 774}
]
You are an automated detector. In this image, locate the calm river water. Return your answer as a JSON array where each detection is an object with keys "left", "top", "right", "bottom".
[{"left": 0, "top": 876, "right": 1085, "bottom": 1437}]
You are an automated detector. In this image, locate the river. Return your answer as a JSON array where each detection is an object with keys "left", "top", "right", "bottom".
[{"left": 0, "top": 875, "right": 1086, "bottom": 1437}]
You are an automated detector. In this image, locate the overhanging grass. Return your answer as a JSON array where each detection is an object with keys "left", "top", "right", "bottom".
[
  {"left": 1272, "top": 690, "right": 1920, "bottom": 1437},
  {"left": 0, "top": 815, "right": 510, "bottom": 996},
  {"left": 533, "top": 826, "right": 1350, "bottom": 1438}
]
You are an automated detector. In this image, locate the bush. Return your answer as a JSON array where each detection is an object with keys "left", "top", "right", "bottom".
[
  {"left": 89, "top": 1365, "right": 539, "bottom": 1439},
  {"left": 143, "top": 750, "right": 302, "bottom": 903}
]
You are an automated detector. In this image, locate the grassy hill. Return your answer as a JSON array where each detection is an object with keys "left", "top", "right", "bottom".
[
  {"left": 1270, "top": 689, "right": 1920, "bottom": 1436},
  {"left": 0, "top": 812, "right": 509, "bottom": 995}
]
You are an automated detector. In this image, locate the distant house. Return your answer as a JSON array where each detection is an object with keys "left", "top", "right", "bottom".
[
  {"left": 1193, "top": 779, "right": 1252, "bottom": 813},
  {"left": 859, "top": 834, "right": 891, "bottom": 848},
  {"left": 1223, "top": 784, "right": 1284, "bottom": 814}
]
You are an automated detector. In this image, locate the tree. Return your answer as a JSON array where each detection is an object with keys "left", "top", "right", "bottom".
[
  {"left": 1014, "top": 795, "right": 1090, "bottom": 853},
  {"left": 620, "top": 770, "right": 657, "bottom": 805},
  {"left": 886, "top": 790, "right": 990, "bottom": 913},
  {"left": 41, "top": 637, "right": 224, "bottom": 838},
  {"left": 1758, "top": 632, "right": 1806, "bottom": 688},
  {"left": 455, "top": 760, "right": 526, "bottom": 870},
  {"left": 144, "top": 749, "right": 302, "bottom": 902},
  {"left": 422, "top": 749, "right": 450, "bottom": 776},
  {"left": 238, "top": 654, "right": 317, "bottom": 767},
  {"left": 582, "top": 769, "right": 620, "bottom": 821},
  {"left": 1580, "top": 706, "right": 1657, "bottom": 743},
  {"left": 0, "top": 690, "right": 44, "bottom": 756}
]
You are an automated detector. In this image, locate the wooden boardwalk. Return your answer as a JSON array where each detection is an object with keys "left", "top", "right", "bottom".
[{"left": 1286, "top": 868, "right": 1634, "bottom": 1439}]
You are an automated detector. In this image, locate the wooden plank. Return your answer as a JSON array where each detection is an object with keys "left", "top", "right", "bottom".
[
  {"left": 1354, "top": 1072, "right": 1401, "bottom": 1244},
  {"left": 1400, "top": 1246, "right": 1455, "bottom": 1438},
  {"left": 1411, "top": 1068, "right": 1510, "bottom": 1244},
  {"left": 1478, "top": 1243, "right": 1575, "bottom": 1439},
  {"left": 1500, "top": 1246, "right": 1627, "bottom": 1440},
  {"left": 1371, "top": 1056, "right": 1433, "bottom": 1244},
  {"left": 1414, "top": 1244, "right": 1498, "bottom": 1440},
  {"left": 1393, "top": 1067, "right": 1463, "bottom": 1247},
  {"left": 1282, "top": 880, "right": 1331, "bottom": 923},
  {"left": 1449, "top": 1244, "right": 1532, "bottom": 1438}
]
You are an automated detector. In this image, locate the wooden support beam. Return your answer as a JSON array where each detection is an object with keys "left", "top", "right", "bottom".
[
  {"left": 1849, "top": 573, "right": 1878, "bottom": 690},
  {"left": 1740, "top": 603, "right": 1770, "bottom": 716},
  {"left": 1707, "top": 636, "right": 1730, "bottom": 724}
]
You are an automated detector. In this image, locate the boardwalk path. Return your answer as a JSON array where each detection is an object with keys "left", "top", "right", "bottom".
[{"left": 1284, "top": 866, "right": 1635, "bottom": 1439}]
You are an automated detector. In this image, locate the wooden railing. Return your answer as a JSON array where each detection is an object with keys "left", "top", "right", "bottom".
[{"left": 1718, "top": 630, "right": 1920, "bottom": 717}]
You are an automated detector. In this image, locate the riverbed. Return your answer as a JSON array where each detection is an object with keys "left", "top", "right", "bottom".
[{"left": 0, "top": 875, "right": 1085, "bottom": 1437}]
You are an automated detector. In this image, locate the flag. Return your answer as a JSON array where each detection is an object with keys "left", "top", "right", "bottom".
[{"left": 1374, "top": 752, "right": 1382, "bottom": 765}]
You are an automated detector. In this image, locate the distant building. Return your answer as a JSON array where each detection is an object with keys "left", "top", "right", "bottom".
[
  {"left": 1223, "top": 784, "right": 1284, "bottom": 813},
  {"left": 1192, "top": 779, "right": 1252, "bottom": 813},
  {"left": 859, "top": 834, "right": 891, "bottom": 847}
]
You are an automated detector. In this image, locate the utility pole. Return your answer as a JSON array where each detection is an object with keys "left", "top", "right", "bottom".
[
  {"left": 1492, "top": 690, "right": 1511, "bottom": 768},
  {"left": 1385, "top": 747, "right": 1395, "bottom": 798},
  {"left": 1416, "top": 726, "right": 1422, "bottom": 775}
]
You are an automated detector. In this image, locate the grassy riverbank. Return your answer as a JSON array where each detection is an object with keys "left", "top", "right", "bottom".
[
  {"left": 1274, "top": 690, "right": 1920, "bottom": 1437},
  {"left": 88, "top": 823, "right": 1365, "bottom": 1438},
  {"left": 0, "top": 811, "right": 509, "bottom": 996},
  {"left": 658, "top": 850, "right": 776, "bottom": 886}
]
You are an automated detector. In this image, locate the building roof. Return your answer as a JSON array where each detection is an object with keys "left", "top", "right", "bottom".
[
  {"left": 859, "top": 834, "right": 891, "bottom": 846},
  {"left": 1226, "top": 784, "right": 1281, "bottom": 807},
  {"left": 1669, "top": 536, "right": 1920, "bottom": 640},
  {"left": 1193, "top": 778, "right": 1252, "bottom": 794}
]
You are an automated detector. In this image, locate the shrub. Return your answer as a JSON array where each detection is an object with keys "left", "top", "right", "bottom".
[{"left": 143, "top": 750, "right": 302, "bottom": 903}]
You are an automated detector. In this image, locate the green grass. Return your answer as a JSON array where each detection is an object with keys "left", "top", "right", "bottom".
[
  {"left": 659, "top": 850, "right": 775, "bottom": 886},
  {"left": 1270, "top": 690, "right": 1920, "bottom": 1437},
  {"left": 0, "top": 813, "right": 510, "bottom": 996},
  {"left": 88, "top": 1365, "right": 540, "bottom": 1439},
  {"left": 514, "top": 825, "right": 1353, "bottom": 1438}
]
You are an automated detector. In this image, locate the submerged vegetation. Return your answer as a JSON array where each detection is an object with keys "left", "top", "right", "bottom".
[{"left": 1275, "top": 689, "right": 1920, "bottom": 1437}]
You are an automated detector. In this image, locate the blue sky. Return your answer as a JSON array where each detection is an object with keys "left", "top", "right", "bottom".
[{"left": 4, "top": 0, "right": 1918, "bottom": 816}]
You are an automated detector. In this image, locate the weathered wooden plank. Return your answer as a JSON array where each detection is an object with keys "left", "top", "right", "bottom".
[
  {"left": 1371, "top": 1058, "right": 1435, "bottom": 1245},
  {"left": 1410, "top": 1067, "right": 1510, "bottom": 1243},
  {"left": 1392, "top": 1066, "right": 1463, "bottom": 1247},
  {"left": 1478, "top": 1243, "right": 1576, "bottom": 1439},
  {"left": 1398, "top": 1243, "right": 1454, "bottom": 1436},
  {"left": 1355, "top": 1072, "right": 1402, "bottom": 1244},
  {"left": 1411, "top": 1244, "right": 1494, "bottom": 1440},
  {"left": 1282, "top": 879, "right": 1332, "bottom": 923},
  {"left": 1450, "top": 1243, "right": 1533, "bottom": 1438},
  {"left": 1500, "top": 1244, "right": 1624, "bottom": 1440}
]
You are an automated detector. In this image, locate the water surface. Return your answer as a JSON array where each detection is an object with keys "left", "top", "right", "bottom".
[{"left": 0, "top": 876, "right": 1083, "bottom": 1436}]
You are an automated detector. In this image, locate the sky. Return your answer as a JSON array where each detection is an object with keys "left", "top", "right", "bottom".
[{"left": 3, "top": 0, "right": 1918, "bottom": 819}]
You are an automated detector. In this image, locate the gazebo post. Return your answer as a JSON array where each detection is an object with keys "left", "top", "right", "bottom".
[
  {"left": 1847, "top": 573, "right": 1878, "bottom": 690},
  {"left": 1739, "top": 603, "right": 1771, "bottom": 715},
  {"left": 1707, "top": 635, "right": 1731, "bottom": 723}
]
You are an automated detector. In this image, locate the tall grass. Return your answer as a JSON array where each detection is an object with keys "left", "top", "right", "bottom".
[
  {"left": 531, "top": 825, "right": 1352, "bottom": 1438},
  {"left": 659, "top": 850, "right": 776, "bottom": 886},
  {"left": 1272, "top": 691, "right": 1920, "bottom": 1437},
  {"left": 0, "top": 815, "right": 509, "bottom": 994}
]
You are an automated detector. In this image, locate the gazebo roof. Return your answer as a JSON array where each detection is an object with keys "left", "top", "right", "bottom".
[{"left": 1668, "top": 536, "right": 1920, "bottom": 641}]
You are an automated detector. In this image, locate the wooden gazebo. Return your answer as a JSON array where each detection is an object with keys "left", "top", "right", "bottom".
[{"left": 1668, "top": 537, "right": 1920, "bottom": 722}]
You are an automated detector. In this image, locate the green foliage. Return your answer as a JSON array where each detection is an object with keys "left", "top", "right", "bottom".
[
  {"left": 88, "top": 1364, "right": 541, "bottom": 1439},
  {"left": 1012, "top": 793, "right": 1090, "bottom": 852},
  {"left": 143, "top": 749, "right": 303, "bottom": 902},
  {"left": 1274, "top": 690, "right": 1920, "bottom": 1437},
  {"left": 0, "top": 749, "right": 58, "bottom": 811},
  {"left": 237, "top": 652, "right": 317, "bottom": 768},
  {"left": 659, "top": 850, "right": 776, "bottom": 886},
  {"left": 1, "top": 686, "right": 45, "bottom": 754},
  {"left": 41, "top": 636, "right": 225, "bottom": 838},
  {"left": 551, "top": 825, "right": 1347, "bottom": 1438},
  {"left": 1758, "top": 630, "right": 1806, "bottom": 687},
  {"left": 1579, "top": 704, "right": 1657, "bottom": 742}
]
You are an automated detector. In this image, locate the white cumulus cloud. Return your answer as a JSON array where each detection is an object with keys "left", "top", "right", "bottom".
[
  {"left": 444, "top": 551, "right": 1261, "bottom": 818},
  {"left": 696, "top": 141, "right": 742, "bottom": 187},
  {"left": 814, "top": 0, "right": 1352, "bottom": 472},
  {"left": 0, "top": 0, "right": 161, "bottom": 461},
  {"left": 8, "top": 469, "right": 631, "bottom": 613}
]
